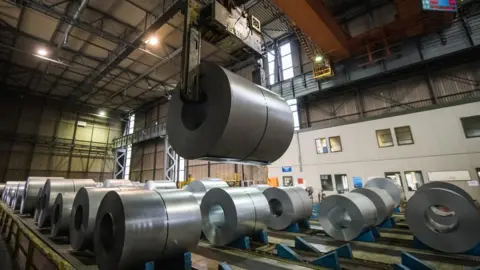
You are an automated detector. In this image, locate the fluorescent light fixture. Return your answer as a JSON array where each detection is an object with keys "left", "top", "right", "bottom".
[
  {"left": 145, "top": 36, "right": 159, "bottom": 46},
  {"left": 37, "top": 48, "right": 48, "bottom": 56},
  {"left": 315, "top": 55, "right": 323, "bottom": 62},
  {"left": 98, "top": 110, "right": 106, "bottom": 117}
]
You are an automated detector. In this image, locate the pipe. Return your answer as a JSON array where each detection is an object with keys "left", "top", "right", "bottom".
[{"left": 59, "top": 0, "right": 90, "bottom": 48}]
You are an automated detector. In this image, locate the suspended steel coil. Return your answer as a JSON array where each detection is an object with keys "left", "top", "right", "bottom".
[
  {"left": 93, "top": 189, "right": 202, "bottom": 270},
  {"left": 38, "top": 179, "right": 96, "bottom": 228},
  {"left": 201, "top": 187, "right": 269, "bottom": 246},
  {"left": 405, "top": 182, "right": 480, "bottom": 253},
  {"left": 365, "top": 177, "right": 402, "bottom": 207},
  {"left": 318, "top": 192, "right": 377, "bottom": 241},
  {"left": 69, "top": 187, "right": 138, "bottom": 251},
  {"left": 144, "top": 180, "right": 177, "bottom": 190},
  {"left": 351, "top": 187, "right": 395, "bottom": 226},
  {"left": 167, "top": 62, "right": 294, "bottom": 164},
  {"left": 262, "top": 187, "right": 313, "bottom": 230},
  {"left": 21, "top": 177, "right": 64, "bottom": 215},
  {"left": 50, "top": 192, "right": 77, "bottom": 237}
]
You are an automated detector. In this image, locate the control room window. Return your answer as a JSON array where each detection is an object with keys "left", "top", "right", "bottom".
[
  {"left": 376, "top": 128, "right": 394, "bottom": 148},
  {"left": 320, "top": 175, "right": 334, "bottom": 191},
  {"left": 395, "top": 126, "right": 414, "bottom": 145},
  {"left": 461, "top": 115, "right": 480, "bottom": 138},
  {"left": 267, "top": 50, "right": 276, "bottom": 85},
  {"left": 405, "top": 171, "right": 424, "bottom": 191},
  {"left": 334, "top": 174, "right": 349, "bottom": 192},
  {"left": 280, "top": 43, "right": 294, "bottom": 80},
  {"left": 329, "top": 136, "right": 342, "bottom": 152},
  {"left": 315, "top": 138, "right": 328, "bottom": 154}
]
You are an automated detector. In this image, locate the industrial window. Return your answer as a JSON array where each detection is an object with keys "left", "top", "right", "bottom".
[
  {"left": 124, "top": 114, "right": 135, "bottom": 180},
  {"left": 320, "top": 175, "right": 334, "bottom": 191},
  {"left": 376, "top": 128, "right": 394, "bottom": 148},
  {"left": 405, "top": 171, "right": 424, "bottom": 191},
  {"left": 267, "top": 50, "right": 276, "bottom": 85},
  {"left": 385, "top": 172, "right": 404, "bottom": 188},
  {"left": 461, "top": 115, "right": 480, "bottom": 138},
  {"left": 280, "top": 43, "right": 294, "bottom": 80},
  {"left": 287, "top": 99, "right": 300, "bottom": 130},
  {"left": 315, "top": 138, "right": 328, "bottom": 154},
  {"left": 394, "top": 126, "right": 414, "bottom": 145},
  {"left": 329, "top": 136, "right": 342, "bottom": 152},
  {"left": 334, "top": 174, "right": 349, "bottom": 192},
  {"left": 178, "top": 157, "right": 185, "bottom": 182}
]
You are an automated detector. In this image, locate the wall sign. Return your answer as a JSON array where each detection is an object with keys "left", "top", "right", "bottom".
[{"left": 282, "top": 166, "right": 292, "bottom": 173}]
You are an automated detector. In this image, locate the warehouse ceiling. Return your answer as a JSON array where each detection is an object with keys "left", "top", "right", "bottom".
[{"left": 0, "top": 0, "right": 371, "bottom": 113}]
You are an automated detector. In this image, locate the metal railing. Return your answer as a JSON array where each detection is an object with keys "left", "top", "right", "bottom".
[{"left": 112, "top": 121, "right": 167, "bottom": 149}]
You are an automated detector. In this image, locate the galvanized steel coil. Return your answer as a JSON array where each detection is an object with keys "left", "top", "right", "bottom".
[
  {"left": 11, "top": 181, "right": 26, "bottom": 211},
  {"left": 21, "top": 177, "right": 64, "bottom": 215},
  {"left": 103, "top": 179, "right": 133, "bottom": 188},
  {"left": 351, "top": 187, "right": 395, "bottom": 226},
  {"left": 201, "top": 187, "right": 269, "bottom": 246},
  {"left": 50, "top": 192, "right": 76, "bottom": 237},
  {"left": 318, "top": 192, "right": 377, "bottom": 241},
  {"left": 167, "top": 62, "right": 294, "bottom": 164},
  {"left": 405, "top": 182, "right": 480, "bottom": 253},
  {"left": 252, "top": 184, "right": 271, "bottom": 192},
  {"left": 33, "top": 187, "right": 43, "bottom": 222},
  {"left": 365, "top": 177, "right": 402, "bottom": 207},
  {"left": 144, "top": 180, "right": 177, "bottom": 190},
  {"left": 3, "top": 181, "right": 20, "bottom": 204},
  {"left": 93, "top": 189, "right": 202, "bottom": 270},
  {"left": 186, "top": 179, "right": 229, "bottom": 193},
  {"left": 263, "top": 187, "right": 313, "bottom": 230},
  {"left": 70, "top": 186, "right": 138, "bottom": 251},
  {"left": 38, "top": 179, "right": 96, "bottom": 228}
]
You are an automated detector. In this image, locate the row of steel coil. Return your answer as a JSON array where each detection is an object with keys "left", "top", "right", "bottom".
[
  {"left": 1, "top": 177, "right": 313, "bottom": 269},
  {"left": 317, "top": 177, "right": 480, "bottom": 254}
]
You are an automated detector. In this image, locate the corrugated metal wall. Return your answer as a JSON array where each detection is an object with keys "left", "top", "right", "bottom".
[
  {"left": 0, "top": 94, "right": 122, "bottom": 183},
  {"left": 128, "top": 101, "right": 268, "bottom": 182},
  {"left": 301, "top": 62, "right": 480, "bottom": 129}
]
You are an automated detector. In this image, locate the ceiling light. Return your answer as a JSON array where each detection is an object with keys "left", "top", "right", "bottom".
[
  {"left": 98, "top": 110, "right": 106, "bottom": 117},
  {"left": 37, "top": 48, "right": 48, "bottom": 56},
  {"left": 315, "top": 55, "right": 323, "bottom": 62},
  {"left": 146, "top": 36, "right": 159, "bottom": 46}
]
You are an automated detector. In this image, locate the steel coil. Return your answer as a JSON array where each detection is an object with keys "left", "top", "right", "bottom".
[
  {"left": 418, "top": 181, "right": 475, "bottom": 205},
  {"left": 201, "top": 187, "right": 269, "bottom": 246},
  {"left": 351, "top": 187, "right": 395, "bottom": 225},
  {"left": 70, "top": 187, "right": 138, "bottom": 251},
  {"left": 103, "top": 179, "right": 133, "bottom": 188},
  {"left": 192, "top": 192, "right": 206, "bottom": 205},
  {"left": 50, "top": 192, "right": 76, "bottom": 237},
  {"left": 365, "top": 178, "right": 402, "bottom": 207},
  {"left": 318, "top": 192, "right": 377, "bottom": 241},
  {"left": 405, "top": 184, "right": 480, "bottom": 253},
  {"left": 93, "top": 189, "right": 202, "bottom": 270},
  {"left": 144, "top": 180, "right": 177, "bottom": 190},
  {"left": 263, "top": 187, "right": 313, "bottom": 230},
  {"left": 252, "top": 184, "right": 270, "bottom": 191},
  {"left": 186, "top": 179, "right": 229, "bottom": 193},
  {"left": 38, "top": 179, "right": 96, "bottom": 228},
  {"left": 167, "top": 62, "right": 294, "bottom": 164},
  {"left": 3, "top": 181, "right": 20, "bottom": 204},
  {"left": 33, "top": 187, "right": 43, "bottom": 222},
  {"left": 11, "top": 181, "right": 26, "bottom": 211},
  {"left": 21, "top": 177, "right": 63, "bottom": 215},
  {"left": 0, "top": 184, "right": 5, "bottom": 197}
]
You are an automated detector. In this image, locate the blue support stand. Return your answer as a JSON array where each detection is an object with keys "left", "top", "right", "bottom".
[
  {"left": 145, "top": 252, "right": 192, "bottom": 270},
  {"left": 413, "top": 236, "right": 480, "bottom": 256},
  {"left": 394, "top": 207, "right": 401, "bottom": 213},
  {"left": 289, "top": 237, "right": 352, "bottom": 269},
  {"left": 218, "top": 262, "right": 233, "bottom": 270},
  {"left": 355, "top": 228, "right": 380, "bottom": 242},
  {"left": 276, "top": 244, "right": 303, "bottom": 262},
  {"left": 310, "top": 203, "right": 319, "bottom": 220},
  {"left": 394, "top": 252, "right": 434, "bottom": 270},
  {"left": 228, "top": 230, "right": 269, "bottom": 250},
  {"left": 285, "top": 220, "right": 311, "bottom": 233},
  {"left": 378, "top": 217, "right": 397, "bottom": 228}
]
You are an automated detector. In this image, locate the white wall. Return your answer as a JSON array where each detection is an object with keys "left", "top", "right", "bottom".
[{"left": 269, "top": 102, "right": 480, "bottom": 201}]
